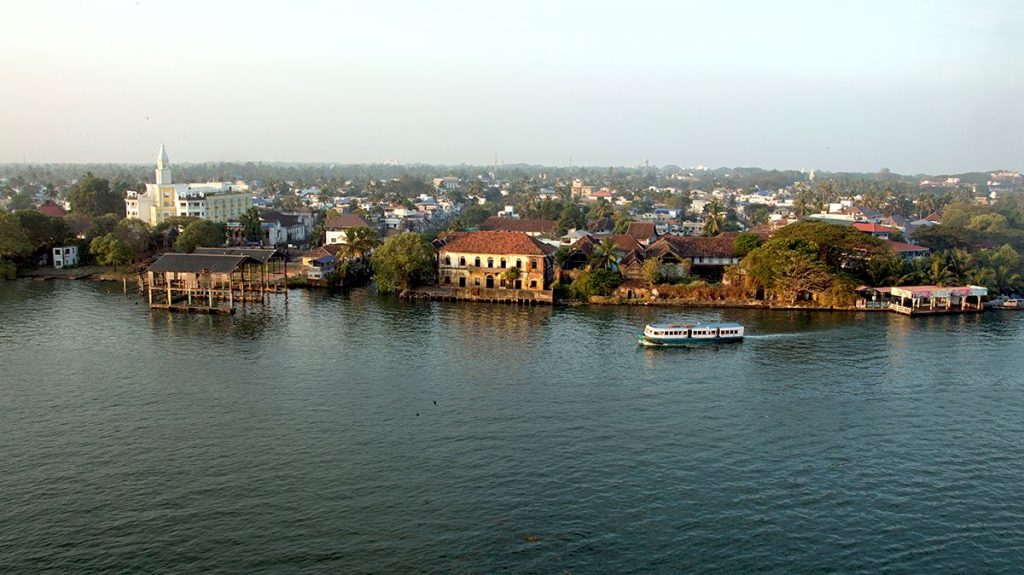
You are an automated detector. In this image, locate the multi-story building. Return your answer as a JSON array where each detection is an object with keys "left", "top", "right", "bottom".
[
  {"left": 437, "top": 231, "right": 554, "bottom": 291},
  {"left": 125, "top": 145, "right": 252, "bottom": 226}
]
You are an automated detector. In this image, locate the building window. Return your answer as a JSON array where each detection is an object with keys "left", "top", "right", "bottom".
[
  {"left": 474, "top": 278, "right": 480, "bottom": 286},
  {"left": 459, "top": 256, "right": 466, "bottom": 266},
  {"left": 487, "top": 257, "right": 494, "bottom": 268},
  {"left": 531, "top": 260, "right": 538, "bottom": 270},
  {"left": 474, "top": 257, "right": 480, "bottom": 267},
  {"left": 444, "top": 255, "right": 451, "bottom": 265},
  {"left": 500, "top": 258, "right": 506, "bottom": 269},
  {"left": 515, "top": 259, "right": 521, "bottom": 268},
  {"left": 530, "top": 280, "right": 537, "bottom": 288},
  {"left": 444, "top": 275, "right": 451, "bottom": 284}
]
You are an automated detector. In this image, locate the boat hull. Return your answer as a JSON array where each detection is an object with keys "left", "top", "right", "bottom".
[{"left": 637, "top": 334, "right": 744, "bottom": 347}]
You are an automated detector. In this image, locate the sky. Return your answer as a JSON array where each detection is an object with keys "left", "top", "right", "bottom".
[{"left": 1, "top": 0, "right": 1022, "bottom": 173}]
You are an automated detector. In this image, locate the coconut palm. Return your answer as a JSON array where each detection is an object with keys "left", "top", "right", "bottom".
[
  {"left": 590, "top": 237, "right": 621, "bottom": 270},
  {"left": 702, "top": 201, "right": 724, "bottom": 237},
  {"left": 342, "top": 227, "right": 379, "bottom": 261}
]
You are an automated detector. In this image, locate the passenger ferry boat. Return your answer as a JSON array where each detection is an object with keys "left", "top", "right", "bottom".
[{"left": 637, "top": 321, "right": 745, "bottom": 347}]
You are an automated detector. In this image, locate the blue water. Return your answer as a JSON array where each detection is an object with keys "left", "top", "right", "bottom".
[{"left": 2, "top": 280, "right": 1023, "bottom": 573}]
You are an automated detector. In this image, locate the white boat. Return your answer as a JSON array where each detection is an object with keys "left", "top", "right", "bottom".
[
  {"left": 637, "top": 321, "right": 745, "bottom": 347},
  {"left": 999, "top": 298, "right": 1024, "bottom": 310}
]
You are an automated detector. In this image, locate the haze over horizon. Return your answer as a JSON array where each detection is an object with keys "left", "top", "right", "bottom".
[{"left": 2, "top": 0, "right": 1021, "bottom": 174}]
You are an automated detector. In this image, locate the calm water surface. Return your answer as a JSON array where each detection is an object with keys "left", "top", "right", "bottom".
[{"left": 2, "top": 280, "right": 1023, "bottom": 573}]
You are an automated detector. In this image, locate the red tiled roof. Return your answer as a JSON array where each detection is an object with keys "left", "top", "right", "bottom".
[
  {"left": 36, "top": 200, "right": 66, "bottom": 218},
  {"left": 625, "top": 222, "right": 656, "bottom": 240},
  {"left": 478, "top": 216, "right": 558, "bottom": 235},
  {"left": 608, "top": 234, "right": 643, "bottom": 252},
  {"left": 853, "top": 223, "right": 894, "bottom": 233},
  {"left": 645, "top": 233, "right": 738, "bottom": 260},
  {"left": 440, "top": 231, "right": 554, "bottom": 256},
  {"left": 886, "top": 240, "right": 930, "bottom": 253},
  {"left": 325, "top": 214, "right": 370, "bottom": 230}
]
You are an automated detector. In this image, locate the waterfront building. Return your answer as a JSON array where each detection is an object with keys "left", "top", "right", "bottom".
[
  {"left": 437, "top": 231, "right": 554, "bottom": 291},
  {"left": 644, "top": 234, "right": 740, "bottom": 282},
  {"left": 888, "top": 285, "right": 987, "bottom": 315},
  {"left": 125, "top": 145, "right": 253, "bottom": 226},
  {"left": 324, "top": 214, "right": 372, "bottom": 244},
  {"left": 52, "top": 245, "right": 78, "bottom": 269}
]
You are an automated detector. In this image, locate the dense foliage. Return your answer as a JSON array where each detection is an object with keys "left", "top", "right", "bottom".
[
  {"left": 175, "top": 220, "right": 227, "bottom": 253},
  {"left": 370, "top": 232, "right": 435, "bottom": 293}
]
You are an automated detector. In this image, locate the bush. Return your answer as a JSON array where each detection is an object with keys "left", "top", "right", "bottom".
[{"left": 570, "top": 269, "right": 622, "bottom": 300}]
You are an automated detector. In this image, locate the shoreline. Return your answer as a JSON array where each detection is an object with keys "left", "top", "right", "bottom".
[{"left": 9, "top": 272, "right": 984, "bottom": 315}]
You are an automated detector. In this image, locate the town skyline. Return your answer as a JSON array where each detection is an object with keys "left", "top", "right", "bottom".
[{"left": 3, "top": 1, "right": 1023, "bottom": 173}]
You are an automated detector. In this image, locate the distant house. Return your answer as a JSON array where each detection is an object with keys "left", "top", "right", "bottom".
[
  {"left": 438, "top": 231, "right": 554, "bottom": 291},
  {"left": 644, "top": 234, "right": 740, "bottom": 281},
  {"left": 586, "top": 217, "right": 615, "bottom": 235},
  {"left": 478, "top": 216, "right": 558, "bottom": 238},
  {"left": 624, "top": 221, "right": 658, "bottom": 246},
  {"left": 52, "top": 245, "right": 78, "bottom": 269},
  {"left": 301, "top": 243, "right": 345, "bottom": 268},
  {"left": 306, "top": 255, "right": 337, "bottom": 281},
  {"left": 325, "top": 214, "right": 371, "bottom": 244},
  {"left": 886, "top": 240, "right": 930, "bottom": 260},
  {"left": 852, "top": 222, "right": 897, "bottom": 240},
  {"left": 37, "top": 200, "right": 67, "bottom": 218}
]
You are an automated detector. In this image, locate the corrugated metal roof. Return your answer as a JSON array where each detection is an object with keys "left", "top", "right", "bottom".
[
  {"left": 148, "top": 253, "right": 252, "bottom": 273},
  {"left": 192, "top": 247, "right": 283, "bottom": 263}
]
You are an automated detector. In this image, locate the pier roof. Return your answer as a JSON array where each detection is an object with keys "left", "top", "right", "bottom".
[
  {"left": 193, "top": 247, "right": 284, "bottom": 263},
  {"left": 148, "top": 253, "right": 254, "bottom": 274}
]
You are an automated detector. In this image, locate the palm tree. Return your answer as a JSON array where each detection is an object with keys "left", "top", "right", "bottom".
[
  {"left": 590, "top": 238, "right": 621, "bottom": 270},
  {"left": 342, "top": 227, "right": 379, "bottom": 261},
  {"left": 502, "top": 265, "right": 521, "bottom": 288},
  {"left": 926, "top": 255, "right": 956, "bottom": 286},
  {"left": 702, "top": 201, "right": 724, "bottom": 237}
]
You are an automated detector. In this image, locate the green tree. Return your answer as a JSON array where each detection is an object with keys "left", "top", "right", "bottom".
[
  {"left": 569, "top": 268, "right": 622, "bottom": 300},
  {"left": 8, "top": 188, "right": 35, "bottom": 210},
  {"left": 371, "top": 232, "right": 435, "bottom": 292},
  {"left": 239, "top": 207, "right": 263, "bottom": 242},
  {"left": 113, "top": 218, "right": 152, "bottom": 261},
  {"left": 742, "top": 238, "right": 833, "bottom": 304},
  {"left": 502, "top": 265, "right": 521, "bottom": 287},
  {"left": 702, "top": 201, "right": 724, "bottom": 236},
  {"left": 68, "top": 172, "right": 124, "bottom": 217},
  {"left": 641, "top": 258, "right": 661, "bottom": 285},
  {"left": 733, "top": 233, "right": 763, "bottom": 257},
  {"left": 590, "top": 237, "right": 621, "bottom": 270},
  {"left": 14, "top": 211, "right": 71, "bottom": 252},
  {"left": 613, "top": 217, "right": 635, "bottom": 234},
  {"left": 89, "top": 233, "right": 133, "bottom": 268},
  {"left": 342, "top": 227, "right": 379, "bottom": 261},
  {"left": 175, "top": 220, "right": 227, "bottom": 253},
  {"left": 0, "top": 212, "right": 33, "bottom": 279}
]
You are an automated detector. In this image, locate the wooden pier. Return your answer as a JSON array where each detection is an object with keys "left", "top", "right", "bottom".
[{"left": 142, "top": 248, "right": 289, "bottom": 314}]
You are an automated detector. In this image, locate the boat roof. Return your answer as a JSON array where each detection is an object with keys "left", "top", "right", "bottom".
[{"left": 647, "top": 322, "right": 743, "bottom": 329}]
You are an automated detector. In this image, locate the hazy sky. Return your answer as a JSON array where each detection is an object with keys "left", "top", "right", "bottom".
[{"left": 2, "top": 0, "right": 1021, "bottom": 172}]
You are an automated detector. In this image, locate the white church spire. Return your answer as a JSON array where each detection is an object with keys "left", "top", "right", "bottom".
[{"left": 155, "top": 144, "right": 172, "bottom": 185}]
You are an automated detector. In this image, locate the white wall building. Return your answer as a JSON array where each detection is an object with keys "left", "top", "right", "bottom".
[
  {"left": 125, "top": 145, "right": 253, "bottom": 226},
  {"left": 53, "top": 246, "right": 78, "bottom": 269}
]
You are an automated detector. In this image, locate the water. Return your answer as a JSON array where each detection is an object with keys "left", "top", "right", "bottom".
[{"left": 2, "top": 280, "right": 1023, "bottom": 573}]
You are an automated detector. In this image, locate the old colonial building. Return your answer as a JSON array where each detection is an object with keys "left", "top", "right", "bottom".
[{"left": 438, "top": 231, "right": 554, "bottom": 291}]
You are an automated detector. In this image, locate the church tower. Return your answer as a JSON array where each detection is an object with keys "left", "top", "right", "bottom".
[{"left": 155, "top": 144, "right": 172, "bottom": 185}]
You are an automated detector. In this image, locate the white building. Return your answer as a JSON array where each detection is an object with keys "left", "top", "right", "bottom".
[
  {"left": 125, "top": 145, "right": 253, "bottom": 226},
  {"left": 53, "top": 245, "right": 78, "bottom": 269}
]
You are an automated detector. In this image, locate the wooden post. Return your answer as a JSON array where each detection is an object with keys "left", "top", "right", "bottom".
[
  {"left": 147, "top": 271, "right": 153, "bottom": 306},
  {"left": 228, "top": 273, "right": 234, "bottom": 308},
  {"left": 123, "top": 277, "right": 127, "bottom": 294},
  {"left": 283, "top": 256, "right": 288, "bottom": 300},
  {"left": 167, "top": 274, "right": 172, "bottom": 306}
]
